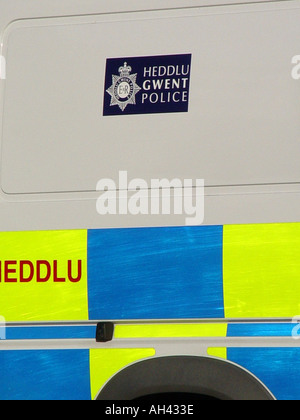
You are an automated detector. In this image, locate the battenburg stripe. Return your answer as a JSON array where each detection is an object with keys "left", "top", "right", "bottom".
[{"left": 0, "top": 223, "right": 299, "bottom": 322}]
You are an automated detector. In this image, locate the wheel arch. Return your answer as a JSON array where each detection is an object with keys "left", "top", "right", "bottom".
[{"left": 96, "top": 355, "right": 275, "bottom": 401}]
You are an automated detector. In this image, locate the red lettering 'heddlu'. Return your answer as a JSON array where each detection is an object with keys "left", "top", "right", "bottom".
[{"left": 0, "top": 260, "right": 83, "bottom": 283}]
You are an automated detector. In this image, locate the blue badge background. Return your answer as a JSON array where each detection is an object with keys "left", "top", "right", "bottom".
[{"left": 103, "top": 54, "right": 192, "bottom": 116}]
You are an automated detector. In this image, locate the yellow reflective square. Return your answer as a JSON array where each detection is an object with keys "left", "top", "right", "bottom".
[
  {"left": 223, "top": 223, "right": 300, "bottom": 318},
  {"left": 89, "top": 349, "right": 156, "bottom": 400},
  {"left": 0, "top": 230, "right": 88, "bottom": 322},
  {"left": 114, "top": 323, "right": 227, "bottom": 339}
]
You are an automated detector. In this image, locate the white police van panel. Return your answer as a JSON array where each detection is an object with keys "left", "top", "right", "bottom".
[{"left": 0, "top": 0, "right": 299, "bottom": 231}]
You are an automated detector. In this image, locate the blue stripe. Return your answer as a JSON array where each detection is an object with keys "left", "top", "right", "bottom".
[
  {"left": 5, "top": 326, "right": 95, "bottom": 340},
  {"left": 227, "top": 348, "right": 300, "bottom": 400},
  {"left": 0, "top": 350, "right": 91, "bottom": 400},
  {"left": 87, "top": 226, "right": 224, "bottom": 320},
  {"left": 227, "top": 323, "right": 295, "bottom": 337},
  {"left": 5, "top": 323, "right": 294, "bottom": 340}
]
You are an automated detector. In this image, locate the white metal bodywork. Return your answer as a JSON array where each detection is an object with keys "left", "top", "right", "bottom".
[{"left": 0, "top": 0, "right": 299, "bottom": 232}]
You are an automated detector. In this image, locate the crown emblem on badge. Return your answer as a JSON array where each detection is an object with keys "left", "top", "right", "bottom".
[
  {"left": 106, "top": 61, "right": 141, "bottom": 112},
  {"left": 118, "top": 62, "right": 132, "bottom": 77}
]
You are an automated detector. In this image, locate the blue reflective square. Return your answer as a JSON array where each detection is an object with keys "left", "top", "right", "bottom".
[
  {"left": 0, "top": 350, "right": 91, "bottom": 400},
  {"left": 88, "top": 226, "right": 224, "bottom": 320}
]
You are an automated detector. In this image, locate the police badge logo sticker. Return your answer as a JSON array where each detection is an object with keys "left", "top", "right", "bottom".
[
  {"left": 106, "top": 62, "right": 141, "bottom": 112},
  {"left": 103, "top": 54, "right": 192, "bottom": 116}
]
